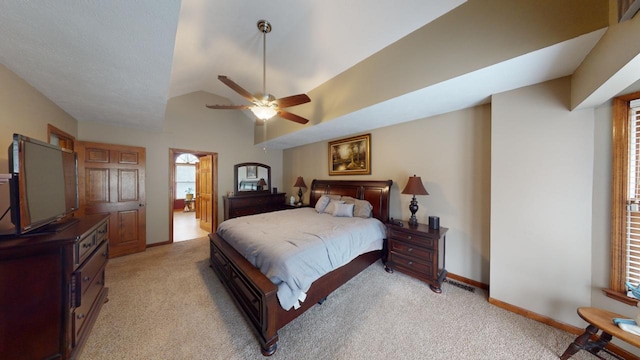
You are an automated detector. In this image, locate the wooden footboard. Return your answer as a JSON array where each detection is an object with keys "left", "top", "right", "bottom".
[{"left": 209, "top": 232, "right": 381, "bottom": 356}]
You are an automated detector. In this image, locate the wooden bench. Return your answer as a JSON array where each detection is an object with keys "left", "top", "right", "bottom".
[{"left": 561, "top": 307, "right": 640, "bottom": 359}]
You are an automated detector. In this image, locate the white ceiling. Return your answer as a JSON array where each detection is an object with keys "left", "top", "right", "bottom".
[{"left": 0, "top": 1, "right": 617, "bottom": 148}]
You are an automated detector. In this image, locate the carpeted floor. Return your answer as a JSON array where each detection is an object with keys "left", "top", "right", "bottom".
[{"left": 81, "top": 237, "right": 618, "bottom": 360}]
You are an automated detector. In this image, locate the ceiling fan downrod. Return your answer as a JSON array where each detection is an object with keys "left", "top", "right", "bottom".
[{"left": 257, "top": 20, "right": 271, "bottom": 97}]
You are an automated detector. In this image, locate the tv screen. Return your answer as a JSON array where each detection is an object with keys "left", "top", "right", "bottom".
[{"left": 7, "top": 134, "right": 78, "bottom": 234}]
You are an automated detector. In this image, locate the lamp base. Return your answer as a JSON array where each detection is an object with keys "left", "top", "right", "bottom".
[
  {"left": 408, "top": 195, "right": 419, "bottom": 226},
  {"left": 297, "top": 187, "right": 303, "bottom": 205}
]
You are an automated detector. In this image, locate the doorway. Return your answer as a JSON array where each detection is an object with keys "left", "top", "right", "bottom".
[{"left": 169, "top": 148, "right": 218, "bottom": 243}]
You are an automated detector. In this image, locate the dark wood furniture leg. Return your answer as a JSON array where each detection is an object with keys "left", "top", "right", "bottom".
[
  {"left": 559, "top": 307, "right": 640, "bottom": 360},
  {"left": 560, "top": 325, "right": 621, "bottom": 360},
  {"left": 560, "top": 324, "right": 599, "bottom": 360}
]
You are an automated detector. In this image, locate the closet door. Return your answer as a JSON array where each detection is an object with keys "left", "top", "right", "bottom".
[{"left": 77, "top": 141, "right": 146, "bottom": 257}]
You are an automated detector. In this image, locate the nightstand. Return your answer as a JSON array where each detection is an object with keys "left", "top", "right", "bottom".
[
  {"left": 384, "top": 220, "right": 448, "bottom": 293},
  {"left": 284, "top": 203, "right": 309, "bottom": 209}
]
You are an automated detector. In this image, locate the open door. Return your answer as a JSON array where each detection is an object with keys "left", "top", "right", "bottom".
[
  {"left": 169, "top": 148, "right": 217, "bottom": 244},
  {"left": 197, "top": 154, "right": 213, "bottom": 232},
  {"left": 77, "top": 141, "right": 146, "bottom": 258}
]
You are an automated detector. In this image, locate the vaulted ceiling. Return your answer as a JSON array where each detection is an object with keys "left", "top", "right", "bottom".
[{"left": 0, "top": 1, "right": 625, "bottom": 149}]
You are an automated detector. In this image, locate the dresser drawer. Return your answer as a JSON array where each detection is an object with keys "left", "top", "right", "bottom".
[
  {"left": 76, "top": 232, "right": 96, "bottom": 265},
  {"left": 389, "top": 252, "right": 433, "bottom": 278},
  {"left": 95, "top": 220, "right": 109, "bottom": 246},
  {"left": 76, "top": 240, "right": 108, "bottom": 297},
  {"left": 73, "top": 267, "right": 105, "bottom": 345},
  {"left": 388, "top": 228, "right": 434, "bottom": 248},
  {"left": 388, "top": 239, "right": 433, "bottom": 262}
]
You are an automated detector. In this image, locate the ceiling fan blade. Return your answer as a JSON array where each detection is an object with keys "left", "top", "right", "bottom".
[
  {"left": 274, "top": 94, "right": 311, "bottom": 108},
  {"left": 278, "top": 110, "right": 309, "bottom": 124},
  {"left": 218, "top": 75, "right": 257, "bottom": 103},
  {"left": 205, "top": 104, "right": 251, "bottom": 109}
]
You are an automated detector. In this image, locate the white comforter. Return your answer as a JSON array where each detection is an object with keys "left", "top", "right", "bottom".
[{"left": 216, "top": 207, "right": 386, "bottom": 310}]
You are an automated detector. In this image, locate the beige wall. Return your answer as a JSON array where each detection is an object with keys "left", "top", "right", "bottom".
[
  {"left": 0, "top": 64, "right": 78, "bottom": 151},
  {"left": 78, "top": 91, "right": 283, "bottom": 245},
  {"left": 284, "top": 104, "right": 492, "bottom": 284},
  {"left": 571, "top": 0, "right": 640, "bottom": 109},
  {"left": 0, "top": 64, "right": 78, "bottom": 232},
  {"left": 491, "top": 77, "right": 595, "bottom": 326}
]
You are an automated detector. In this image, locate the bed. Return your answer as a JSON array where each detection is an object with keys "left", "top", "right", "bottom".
[{"left": 209, "top": 179, "right": 392, "bottom": 356}]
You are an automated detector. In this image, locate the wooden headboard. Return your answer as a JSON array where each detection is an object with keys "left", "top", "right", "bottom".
[{"left": 309, "top": 179, "right": 393, "bottom": 223}]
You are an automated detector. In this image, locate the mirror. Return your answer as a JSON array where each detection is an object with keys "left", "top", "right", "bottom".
[{"left": 233, "top": 162, "right": 271, "bottom": 196}]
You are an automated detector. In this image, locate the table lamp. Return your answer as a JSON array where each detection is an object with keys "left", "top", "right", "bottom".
[
  {"left": 293, "top": 176, "right": 307, "bottom": 205},
  {"left": 257, "top": 178, "right": 267, "bottom": 191},
  {"left": 401, "top": 175, "right": 429, "bottom": 226}
]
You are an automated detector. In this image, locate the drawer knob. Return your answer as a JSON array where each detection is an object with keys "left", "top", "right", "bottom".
[
  {"left": 83, "top": 276, "right": 91, "bottom": 282},
  {"left": 82, "top": 243, "right": 91, "bottom": 248},
  {"left": 408, "top": 248, "right": 413, "bottom": 252},
  {"left": 408, "top": 261, "right": 413, "bottom": 265},
  {"left": 77, "top": 313, "right": 85, "bottom": 320}
]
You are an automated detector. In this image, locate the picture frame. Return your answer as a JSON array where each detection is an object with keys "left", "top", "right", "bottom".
[
  {"left": 246, "top": 165, "right": 257, "bottom": 179},
  {"left": 328, "top": 134, "right": 371, "bottom": 175}
]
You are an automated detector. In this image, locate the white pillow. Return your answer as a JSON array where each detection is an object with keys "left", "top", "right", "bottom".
[
  {"left": 314, "top": 195, "right": 331, "bottom": 213},
  {"left": 341, "top": 196, "right": 373, "bottom": 218},
  {"left": 333, "top": 203, "right": 354, "bottom": 217},
  {"left": 323, "top": 200, "right": 344, "bottom": 214}
]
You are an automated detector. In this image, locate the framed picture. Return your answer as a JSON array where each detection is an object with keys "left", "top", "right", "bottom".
[
  {"left": 328, "top": 134, "right": 371, "bottom": 175},
  {"left": 246, "top": 165, "right": 257, "bottom": 179}
]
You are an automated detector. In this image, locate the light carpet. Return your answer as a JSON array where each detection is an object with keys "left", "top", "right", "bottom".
[{"left": 81, "top": 236, "right": 617, "bottom": 360}]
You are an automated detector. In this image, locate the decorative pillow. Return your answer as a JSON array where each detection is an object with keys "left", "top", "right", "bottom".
[
  {"left": 341, "top": 196, "right": 373, "bottom": 218},
  {"left": 314, "top": 195, "right": 331, "bottom": 213},
  {"left": 332, "top": 203, "right": 354, "bottom": 217},
  {"left": 323, "top": 200, "right": 345, "bottom": 214}
]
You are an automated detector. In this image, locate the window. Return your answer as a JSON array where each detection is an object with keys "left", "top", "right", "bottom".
[
  {"left": 47, "top": 124, "right": 74, "bottom": 151},
  {"left": 175, "top": 154, "right": 198, "bottom": 199},
  {"left": 608, "top": 92, "right": 640, "bottom": 305}
]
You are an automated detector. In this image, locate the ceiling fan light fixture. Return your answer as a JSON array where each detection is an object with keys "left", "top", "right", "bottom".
[
  {"left": 250, "top": 105, "right": 278, "bottom": 120},
  {"left": 206, "top": 19, "right": 310, "bottom": 125}
]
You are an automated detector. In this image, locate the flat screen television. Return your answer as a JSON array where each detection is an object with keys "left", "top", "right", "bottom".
[{"left": 6, "top": 133, "right": 79, "bottom": 235}]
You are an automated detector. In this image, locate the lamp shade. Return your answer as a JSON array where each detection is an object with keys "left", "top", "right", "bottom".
[
  {"left": 293, "top": 176, "right": 307, "bottom": 188},
  {"left": 401, "top": 175, "right": 429, "bottom": 195}
]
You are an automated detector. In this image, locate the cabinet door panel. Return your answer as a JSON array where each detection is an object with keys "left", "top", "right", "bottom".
[{"left": 0, "top": 250, "right": 63, "bottom": 360}]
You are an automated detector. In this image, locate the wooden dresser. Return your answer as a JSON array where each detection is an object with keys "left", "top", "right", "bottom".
[
  {"left": 223, "top": 193, "right": 287, "bottom": 220},
  {"left": 384, "top": 221, "right": 448, "bottom": 293},
  {"left": 0, "top": 214, "right": 109, "bottom": 360}
]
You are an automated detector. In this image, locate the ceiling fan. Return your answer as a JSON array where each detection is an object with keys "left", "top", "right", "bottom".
[{"left": 206, "top": 20, "right": 311, "bottom": 125}]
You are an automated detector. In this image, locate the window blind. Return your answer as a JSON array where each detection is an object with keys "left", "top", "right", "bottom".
[{"left": 626, "top": 105, "right": 640, "bottom": 288}]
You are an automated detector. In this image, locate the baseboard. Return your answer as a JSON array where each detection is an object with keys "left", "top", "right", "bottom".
[
  {"left": 147, "top": 240, "right": 171, "bottom": 248},
  {"left": 446, "top": 272, "right": 489, "bottom": 291},
  {"left": 488, "top": 297, "right": 640, "bottom": 360}
]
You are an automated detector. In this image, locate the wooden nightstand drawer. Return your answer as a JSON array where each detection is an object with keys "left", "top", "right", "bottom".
[
  {"left": 388, "top": 228, "right": 434, "bottom": 248},
  {"left": 388, "top": 239, "right": 433, "bottom": 261},
  {"left": 388, "top": 252, "right": 433, "bottom": 278}
]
